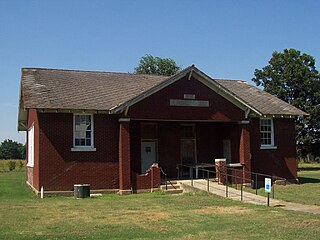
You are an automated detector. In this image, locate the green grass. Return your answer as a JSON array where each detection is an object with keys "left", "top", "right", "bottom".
[
  {"left": 0, "top": 171, "right": 320, "bottom": 239},
  {"left": 247, "top": 163, "right": 320, "bottom": 206}
]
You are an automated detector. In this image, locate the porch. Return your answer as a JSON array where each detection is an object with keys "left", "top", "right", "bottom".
[{"left": 118, "top": 118, "right": 251, "bottom": 193}]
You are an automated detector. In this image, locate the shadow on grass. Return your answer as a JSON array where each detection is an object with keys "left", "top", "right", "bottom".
[
  {"left": 298, "top": 167, "right": 320, "bottom": 171},
  {"left": 298, "top": 177, "right": 320, "bottom": 184}
]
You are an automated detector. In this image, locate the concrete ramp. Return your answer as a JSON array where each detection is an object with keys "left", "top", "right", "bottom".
[{"left": 178, "top": 179, "right": 320, "bottom": 214}]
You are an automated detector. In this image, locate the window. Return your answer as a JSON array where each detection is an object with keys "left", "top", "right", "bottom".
[
  {"left": 73, "top": 114, "right": 95, "bottom": 149},
  {"left": 27, "top": 123, "right": 34, "bottom": 167},
  {"left": 181, "top": 125, "right": 195, "bottom": 139},
  {"left": 260, "top": 118, "right": 274, "bottom": 147}
]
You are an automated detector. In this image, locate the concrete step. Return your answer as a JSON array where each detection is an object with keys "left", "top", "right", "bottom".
[
  {"left": 161, "top": 180, "right": 178, "bottom": 185},
  {"left": 160, "top": 184, "right": 180, "bottom": 190},
  {"left": 163, "top": 189, "right": 184, "bottom": 194},
  {"left": 160, "top": 181, "right": 183, "bottom": 194}
]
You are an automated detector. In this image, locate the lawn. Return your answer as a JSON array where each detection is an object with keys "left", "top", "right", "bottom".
[
  {"left": 247, "top": 163, "right": 320, "bottom": 206},
  {"left": 0, "top": 171, "right": 319, "bottom": 239}
]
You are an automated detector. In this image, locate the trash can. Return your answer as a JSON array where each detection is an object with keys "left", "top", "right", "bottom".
[{"left": 74, "top": 184, "right": 90, "bottom": 198}]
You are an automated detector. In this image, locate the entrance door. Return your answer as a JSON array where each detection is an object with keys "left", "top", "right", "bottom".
[
  {"left": 181, "top": 139, "right": 196, "bottom": 165},
  {"left": 141, "top": 141, "right": 156, "bottom": 173},
  {"left": 180, "top": 125, "right": 197, "bottom": 177}
]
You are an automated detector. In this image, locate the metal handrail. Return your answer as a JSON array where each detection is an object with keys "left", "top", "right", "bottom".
[
  {"left": 159, "top": 167, "right": 168, "bottom": 190},
  {"left": 160, "top": 167, "right": 178, "bottom": 191},
  {"left": 225, "top": 166, "right": 286, "bottom": 198},
  {"left": 176, "top": 163, "right": 285, "bottom": 201}
]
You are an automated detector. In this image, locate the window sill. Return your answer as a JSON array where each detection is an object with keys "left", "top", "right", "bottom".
[
  {"left": 71, "top": 147, "right": 96, "bottom": 152},
  {"left": 26, "top": 165, "right": 34, "bottom": 168},
  {"left": 260, "top": 146, "right": 277, "bottom": 150}
]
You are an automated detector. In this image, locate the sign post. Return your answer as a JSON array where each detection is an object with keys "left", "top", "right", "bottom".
[{"left": 265, "top": 178, "right": 272, "bottom": 206}]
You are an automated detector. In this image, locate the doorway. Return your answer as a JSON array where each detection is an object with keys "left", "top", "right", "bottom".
[
  {"left": 141, "top": 141, "right": 157, "bottom": 173},
  {"left": 180, "top": 125, "right": 197, "bottom": 177}
]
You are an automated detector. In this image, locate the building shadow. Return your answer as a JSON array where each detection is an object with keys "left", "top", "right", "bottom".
[{"left": 298, "top": 176, "right": 320, "bottom": 184}]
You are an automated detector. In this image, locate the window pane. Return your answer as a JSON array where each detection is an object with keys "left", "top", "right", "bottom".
[
  {"left": 181, "top": 125, "right": 195, "bottom": 138},
  {"left": 79, "top": 131, "right": 86, "bottom": 138},
  {"left": 75, "top": 115, "right": 80, "bottom": 125},
  {"left": 81, "top": 115, "right": 86, "bottom": 124},
  {"left": 74, "top": 114, "right": 93, "bottom": 147},
  {"left": 260, "top": 118, "right": 273, "bottom": 146},
  {"left": 86, "top": 131, "right": 91, "bottom": 138}
]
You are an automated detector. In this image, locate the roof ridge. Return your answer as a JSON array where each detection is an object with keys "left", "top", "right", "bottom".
[
  {"left": 215, "top": 78, "right": 247, "bottom": 82},
  {"left": 21, "top": 67, "right": 168, "bottom": 77}
]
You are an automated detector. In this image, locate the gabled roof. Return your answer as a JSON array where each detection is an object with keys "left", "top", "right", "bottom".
[
  {"left": 215, "top": 80, "right": 307, "bottom": 116},
  {"left": 18, "top": 66, "right": 307, "bottom": 130}
]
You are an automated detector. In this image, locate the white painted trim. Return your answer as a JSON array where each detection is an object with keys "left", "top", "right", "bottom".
[
  {"left": 73, "top": 113, "right": 94, "bottom": 149},
  {"left": 118, "top": 118, "right": 130, "bottom": 122},
  {"left": 27, "top": 123, "right": 34, "bottom": 167},
  {"left": 260, "top": 146, "right": 278, "bottom": 150},
  {"left": 238, "top": 120, "right": 250, "bottom": 124},
  {"left": 170, "top": 99, "right": 209, "bottom": 107},
  {"left": 227, "top": 163, "right": 243, "bottom": 167},
  {"left": 260, "top": 117, "right": 275, "bottom": 148},
  {"left": 215, "top": 158, "right": 226, "bottom": 162},
  {"left": 71, "top": 147, "right": 96, "bottom": 152}
]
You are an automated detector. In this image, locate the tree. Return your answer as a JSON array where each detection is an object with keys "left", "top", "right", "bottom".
[
  {"left": 252, "top": 48, "right": 320, "bottom": 157},
  {"left": 134, "top": 54, "right": 181, "bottom": 76},
  {"left": 0, "top": 139, "right": 26, "bottom": 159}
]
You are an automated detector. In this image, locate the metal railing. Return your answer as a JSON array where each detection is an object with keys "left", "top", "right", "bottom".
[
  {"left": 176, "top": 163, "right": 286, "bottom": 203},
  {"left": 160, "top": 167, "right": 178, "bottom": 191},
  {"left": 225, "top": 166, "right": 286, "bottom": 199}
]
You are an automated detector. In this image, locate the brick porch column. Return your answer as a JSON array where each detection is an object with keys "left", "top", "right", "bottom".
[
  {"left": 118, "top": 118, "right": 131, "bottom": 195},
  {"left": 239, "top": 120, "right": 251, "bottom": 183},
  {"left": 215, "top": 159, "right": 227, "bottom": 184}
]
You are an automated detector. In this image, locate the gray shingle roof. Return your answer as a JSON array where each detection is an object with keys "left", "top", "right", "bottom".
[
  {"left": 215, "top": 79, "right": 307, "bottom": 116},
  {"left": 21, "top": 68, "right": 169, "bottom": 111},
  {"left": 19, "top": 67, "right": 307, "bottom": 116}
]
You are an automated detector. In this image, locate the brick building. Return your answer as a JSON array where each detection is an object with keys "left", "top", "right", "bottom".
[{"left": 18, "top": 65, "right": 306, "bottom": 194}]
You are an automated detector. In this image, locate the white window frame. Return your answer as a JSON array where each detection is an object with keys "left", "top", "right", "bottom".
[
  {"left": 71, "top": 113, "right": 96, "bottom": 151},
  {"left": 260, "top": 118, "right": 277, "bottom": 150},
  {"left": 27, "top": 123, "right": 34, "bottom": 167}
]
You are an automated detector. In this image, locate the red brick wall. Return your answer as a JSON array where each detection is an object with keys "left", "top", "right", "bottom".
[
  {"left": 128, "top": 76, "right": 245, "bottom": 121},
  {"left": 131, "top": 164, "right": 161, "bottom": 191},
  {"left": 27, "top": 109, "right": 40, "bottom": 191},
  {"left": 37, "top": 112, "right": 120, "bottom": 191},
  {"left": 239, "top": 123, "right": 251, "bottom": 181},
  {"left": 119, "top": 120, "right": 131, "bottom": 191},
  {"left": 250, "top": 118, "right": 297, "bottom": 180}
]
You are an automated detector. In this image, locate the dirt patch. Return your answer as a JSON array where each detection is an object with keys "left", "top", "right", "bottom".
[{"left": 192, "top": 206, "right": 253, "bottom": 214}]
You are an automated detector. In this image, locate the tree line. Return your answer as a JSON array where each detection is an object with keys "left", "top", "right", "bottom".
[{"left": 0, "top": 139, "right": 25, "bottom": 160}]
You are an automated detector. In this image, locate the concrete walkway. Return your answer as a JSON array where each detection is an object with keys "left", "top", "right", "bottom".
[{"left": 179, "top": 179, "right": 320, "bottom": 215}]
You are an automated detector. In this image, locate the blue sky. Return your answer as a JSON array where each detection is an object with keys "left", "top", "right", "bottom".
[{"left": 1, "top": 0, "right": 319, "bottom": 143}]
